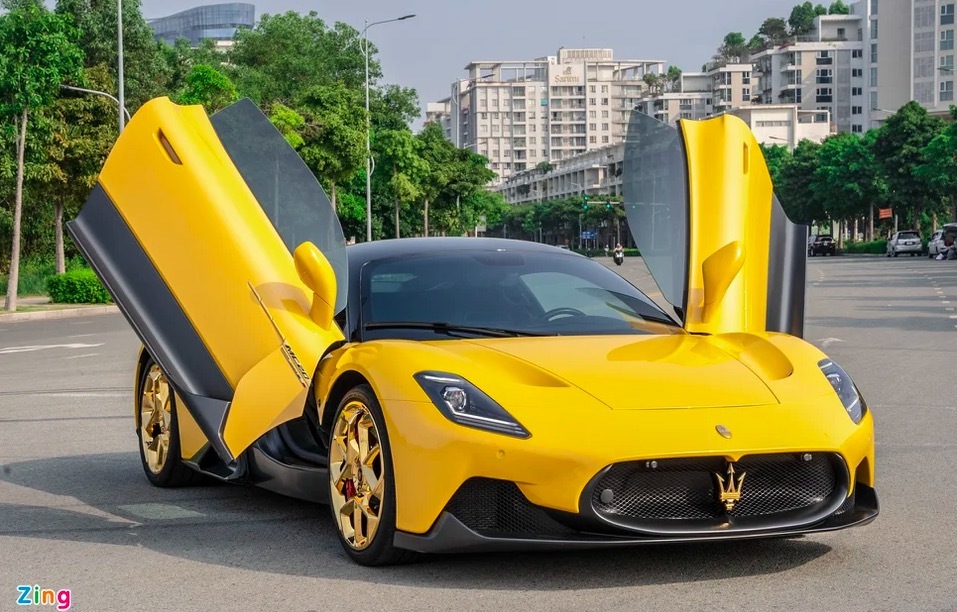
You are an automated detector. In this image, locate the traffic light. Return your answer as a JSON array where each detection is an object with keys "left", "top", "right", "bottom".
[
  {"left": 605, "top": 201, "right": 612, "bottom": 210},
  {"left": 582, "top": 194, "right": 590, "bottom": 210}
]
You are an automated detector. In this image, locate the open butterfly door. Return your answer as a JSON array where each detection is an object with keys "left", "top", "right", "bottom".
[
  {"left": 621, "top": 112, "right": 807, "bottom": 337},
  {"left": 67, "top": 98, "right": 348, "bottom": 466}
]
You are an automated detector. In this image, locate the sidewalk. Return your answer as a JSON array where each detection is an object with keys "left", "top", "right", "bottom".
[{"left": 0, "top": 296, "right": 119, "bottom": 323}]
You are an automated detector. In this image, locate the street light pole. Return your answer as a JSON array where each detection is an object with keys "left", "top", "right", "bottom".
[
  {"left": 117, "top": 0, "right": 125, "bottom": 133},
  {"left": 61, "top": 85, "right": 131, "bottom": 121},
  {"left": 362, "top": 14, "right": 416, "bottom": 242}
]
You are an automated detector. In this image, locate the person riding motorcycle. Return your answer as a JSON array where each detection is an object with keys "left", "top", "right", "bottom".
[{"left": 613, "top": 243, "right": 624, "bottom": 266}]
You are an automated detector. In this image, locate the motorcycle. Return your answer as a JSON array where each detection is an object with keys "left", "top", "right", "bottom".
[{"left": 613, "top": 250, "right": 624, "bottom": 266}]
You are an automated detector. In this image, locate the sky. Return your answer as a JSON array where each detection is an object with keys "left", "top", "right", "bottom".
[{"left": 140, "top": 0, "right": 801, "bottom": 123}]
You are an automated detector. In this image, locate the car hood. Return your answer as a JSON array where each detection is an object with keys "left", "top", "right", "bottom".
[{"left": 465, "top": 334, "right": 780, "bottom": 410}]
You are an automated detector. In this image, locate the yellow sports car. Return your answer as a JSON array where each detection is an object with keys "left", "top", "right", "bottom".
[{"left": 68, "top": 98, "right": 877, "bottom": 566}]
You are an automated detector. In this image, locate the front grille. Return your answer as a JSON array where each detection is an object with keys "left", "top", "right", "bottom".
[
  {"left": 444, "top": 478, "right": 575, "bottom": 537},
  {"left": 591, "top": 453, "right": 843, "bottom": 529}
]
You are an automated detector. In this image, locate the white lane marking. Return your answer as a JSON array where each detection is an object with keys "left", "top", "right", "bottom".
[
  {"left": 943, "top": 300, "right": 951, "bottom": 304},
  {"left": 64, "top": 353, "right": 99, "bottom": 360},
  {"left": 118, "top": 503, "right": 205, "bottom": 520},
  {"left": 67, "top": 333, "right": 96, "bottom": 339},
  {"left": 0, "top": 343, "right": 104, "bottom": 355},
  {"left": 818, "top": 337, "right": 844, "bottom": 348},
  {"left": 69, "top": 321, "right": 92, "bottom": 325},
  {"left": 947, "top": 308, "right": 955, "bottom": 311}
]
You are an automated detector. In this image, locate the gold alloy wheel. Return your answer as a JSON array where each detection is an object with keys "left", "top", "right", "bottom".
[
  {"left": 329, "top": 400, "right": 385, "bottom": 550},
  {"left": 140, "top": 364, "right": 173, "bottom": 474}
]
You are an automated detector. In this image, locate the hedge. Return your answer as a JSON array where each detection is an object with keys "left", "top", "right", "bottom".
[
  {"left": 842, "top": 240, "right": 888, "bottom": 255},
  {"left": 47, "top": 269, "right": 112, "bottom": 304}
]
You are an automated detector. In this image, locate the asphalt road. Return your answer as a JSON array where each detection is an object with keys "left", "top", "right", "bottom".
[{"left": 1, "top": 255, "right": 955, "bottom": 611}]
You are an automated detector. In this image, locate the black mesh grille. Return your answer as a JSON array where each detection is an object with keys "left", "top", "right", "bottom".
[
  {"left": 592, "top": 453, "right": 840, "bottom": 524},
  {"left": 444, "top": 478, "right": 574, "bottom": 537}
]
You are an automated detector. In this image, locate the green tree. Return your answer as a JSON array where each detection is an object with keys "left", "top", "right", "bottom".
[
  {"left": 788, "top": 2, "right": 817, "bottom": 35},
  {"left": 828, "top": 0, "right": 850, "bottom": 15},
  {"left": 759, "top": 17, "right": 791, "bottom": 45},
  {"left": 415, "top": 122, "right": 451, "bottom": 236},
  {"left": 777, "top": 139, "right": 824, "bottom": 225},
  {"left": 814, "top": 4, "right": 829, "bottom": 15},
  {"left": 176, "top": 64, "right": 238, "bottom": 113},
  {"left": 295, "top": 84, "right": 367, "bottom": 211},
  {"left": 717, "top": 32, "right": 749, "bottom": 61},
  {"left": 268, "top": 102, "right": 305, "bottom": 149},
  {"left": 665, "top": 65, "right": 682, "bottom": 92},
  {"left": 55, "top": 0, "right": 169, "bottom": 111},
  {"left": 813, "top": 132, "right": 886, "bottom": 242},
  {"left": 915, "top": 106, "right": 957, "bottom": 223},
  {"left": 229, "top": 11, "right": 376, "bottom": 105},
  {"left": 642, "top": 72, "right": 665, "bottom": 95},
  {"left": 374, "top": 129, "right": 425, "bottom": 238},
  {"left": 759, "top": 143, "right": 791, "bottom": 188},
  {"left": 0, "top": 0, "right": 83, "bottom": 311},
  {"left": 536, "top": 160, "right": 554, "bottom": 174},
  {"left": 747, "top": 33, "right": 767, "bottom": 52},
  {"left": 370, "top": 84, "right": 419, "bottom": 132},
  {"left": 872, "top": 101, "right": 944, "bottom": 231},
  {"left": 36, "top": 64, "right": 115, "bottom": 273}
]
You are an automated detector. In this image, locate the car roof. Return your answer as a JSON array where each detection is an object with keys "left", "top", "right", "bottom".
[{"left": 346, "top": 237, "right": 581, "bottom": 266}]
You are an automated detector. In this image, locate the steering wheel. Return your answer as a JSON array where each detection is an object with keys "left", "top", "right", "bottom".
[{"left": 541, "top": 307, "right": 586, "bottom": 321}]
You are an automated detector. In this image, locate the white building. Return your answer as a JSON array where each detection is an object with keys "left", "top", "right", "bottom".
[
  {"left": 494, "top": 105, "right": 830, "bottom": 204},
  {"left": 428, "top": 49, "right": 664, "bottom": 183},
  {"left": 750, "top": 12, "right": 870, "bottom": 133},
  {"left": 635, "top": 72, "right": 713, "bottom": 124},
  {"left": 724, "top": 105, "right": 833, "bottom": 149},
  {"left": 874, "top": 0, "right": 956, "bottom": 124}
]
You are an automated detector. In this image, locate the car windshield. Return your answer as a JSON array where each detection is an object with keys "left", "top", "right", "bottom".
[
  {"left": 899, "top": 231, "right": 920, "bottom": 240},
  {"left": 361, "top": 250, "right": 680, "bottom": 340}
]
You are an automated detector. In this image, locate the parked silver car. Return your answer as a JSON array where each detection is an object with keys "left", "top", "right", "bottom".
[{"left": 886, "top": 230, "right": 923, "bottom": 257}]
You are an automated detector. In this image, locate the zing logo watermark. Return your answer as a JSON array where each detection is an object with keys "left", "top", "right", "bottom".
[{"left": 16, "top": 585, "right": 71, "bottom": 610}]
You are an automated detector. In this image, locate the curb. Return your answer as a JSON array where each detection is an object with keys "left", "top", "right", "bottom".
[{"left": 0, "top": 305, "right": 119, "bottom": 323}]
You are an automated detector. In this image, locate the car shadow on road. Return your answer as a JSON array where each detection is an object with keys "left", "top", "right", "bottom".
[{"left": 0, "top": 452, "right": 834, "bottom": 590}]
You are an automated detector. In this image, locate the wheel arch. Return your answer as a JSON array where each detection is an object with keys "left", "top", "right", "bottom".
[
  {"left": 133, "top": 345, "right": 152, "bottom": 430},
  {"left": 318, "top": 369, "right": 373, "bottom": 434}
]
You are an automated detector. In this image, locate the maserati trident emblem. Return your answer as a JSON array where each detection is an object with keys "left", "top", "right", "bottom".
[
  {"left": 715, "top": 463, "right": 746, "bottom": 511},
  {"left": 715, "top": 424, "right": 732, "bottom": 439}
]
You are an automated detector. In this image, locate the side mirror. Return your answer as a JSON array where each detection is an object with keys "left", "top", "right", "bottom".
[
  {"left": 294, "top": 241, "right": 337, "bottom": 328},
  {"left": 701, "top": 240, "right": 745, "bottom": 323}
]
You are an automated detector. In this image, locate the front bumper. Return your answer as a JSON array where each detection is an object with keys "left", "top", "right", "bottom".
[{"left": 394, "top": 482, "right": 879, "bottom": 554}]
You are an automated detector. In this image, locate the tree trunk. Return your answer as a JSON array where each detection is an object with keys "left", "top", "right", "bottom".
[
  {"left": 394, "top": 198, "right": 400, "bottom": 239},
  {"left": 423, "top": 198, "right": 429, "bottom": 237},
  {"left": 851, "top": 217, "right": 857, "bottom": 243},
  {"left": 330, "top": 181, "right": 337, "bottom": 211},
  {"left": 867, "top": 204, "right": 874, "bottom": 242},
  {"left": 55, "top": 199, "right": 65, "bottom": 275},
  {"left": 952, "top": 195, "right": 957, "bottom": 222},
  {"left": 5, "top": 108, "right": 28, "bottom": 313}
]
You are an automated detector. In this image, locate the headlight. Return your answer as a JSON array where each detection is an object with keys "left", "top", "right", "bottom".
[
  {"left": 413, "top": 371, "right": 530, "bottom": 438},
  {"left": 818, "top": 359, "right": 865, "bottom": 424}
]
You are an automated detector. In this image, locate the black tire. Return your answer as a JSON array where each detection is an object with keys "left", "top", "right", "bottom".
[
  {"left": 327, "top": 385, "right": 417, "bottom": 566},
  {"left": 136, "top": 358, "right": 205, "bottom": 487}
]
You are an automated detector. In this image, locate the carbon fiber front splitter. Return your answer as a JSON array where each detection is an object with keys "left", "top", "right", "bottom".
[{"left": 392, "top": 485, "right": 878, "bottom": 555}]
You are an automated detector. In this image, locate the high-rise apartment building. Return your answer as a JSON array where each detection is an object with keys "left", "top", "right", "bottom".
[
  {"left": 750, "top": 12, "right": 870, "bottom": 133},
  {"left": 428, "top": 49, "right": 664, "bottom": 183},
  {"left": 894, "top": 0, "right": 957, "bottom": 123}
]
